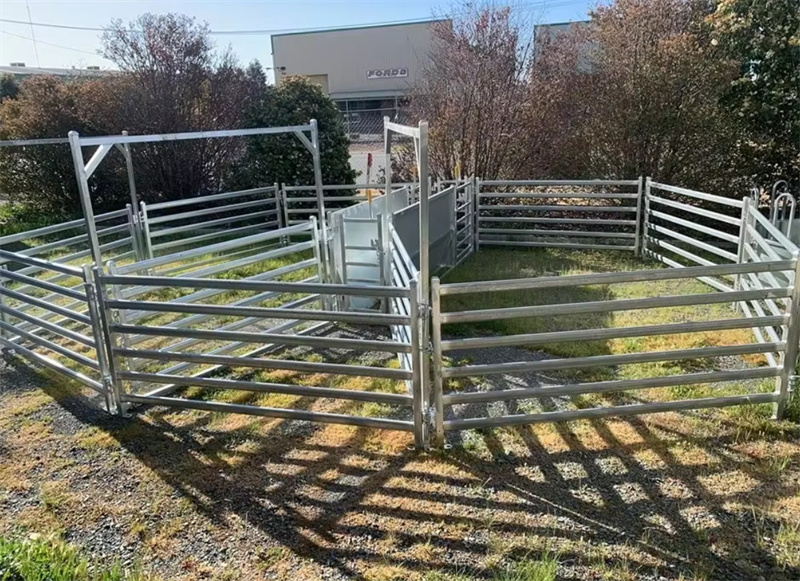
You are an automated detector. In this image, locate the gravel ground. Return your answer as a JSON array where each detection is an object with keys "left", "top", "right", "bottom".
[{"left": 1, "top": 329, "right": 800, "bottom": 581}]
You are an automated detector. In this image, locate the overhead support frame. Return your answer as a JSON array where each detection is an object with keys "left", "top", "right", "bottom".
[{"left": 66, "top": 121, "right": 326, "bottom": 270}]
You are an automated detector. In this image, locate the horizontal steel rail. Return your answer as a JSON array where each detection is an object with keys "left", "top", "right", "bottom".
[
  {"left": 438, "top": 259, "right": 794, "bottom": 295},
  {"left": 480, "top": 179, "right": 639, "bottom": 187},
  {"left": 103, "top": 275, "right": 410, "bottom": 298},
  {"left": 440, "top": 315, "right": 787, "bottom": 351},
  {"left": 149, "top": 221, "right": 281, "bottom": 255},
  {"left": 0, "top": 250, "right": 83, "bottom": 276},
  {"left": 443, "top": 393, "right": 777, "bottom": 430},
  {"left": 109, "top": 324, "right": 413, "bottom": 353},
  {"left": 440, "top": 287, "right": 791, "bottom": 324},
  {"left": 647, "top": 209, "right": 739, "bottom": 243},
  {"left": 146, "top": 186, "right": 277, "bottom": 211},
  {"left": 478, "top": 240, "right": 636, "bottom": 251},
  {"left": 0, "top": 268, "right": 86, "bottom": 301},
  {"left": 750, "top": 209, "right": 799, "bottom": 253},
  {"left": 78, "top": 124, "right": 313, "bottom": 147},
  {"left": 108, "top": 300, "right": 409, "bottom": 326},
  {"left": 479, "top": 192, "right": 639, "bottom": 200},
  {"left": 1, "top": 287, "right": 91, "bottom": 325},
  {"left": 120, "top": 394, "right": 414, "bottom": 431},
  {"left": 642, "top": 250, "right": 734, "bottom": 292},
  {"left": 0, "top": 304, "right": 95, "bottom": 347},
  {"left": 442, "top": 342, "right": 783, "bottom": 378},
  {"left": 649, "top": 182, "right": 744, "bottom": 208},
  {"left": 0, "top": 340, "right": 103, "bottom": 392},
  {"left": 148, "top": 198, "right": 272, "bottom": 225},
  {"left": 478, "top": 228, "right": 636, "bottom": 239},
  {"left": 116, "top": 350, "right": 411, "bottom": 381},
  {"left": 649, "top": 195, "right": 741, "bottom": 226},
  {"left": 442, "top": 366, "right": 780, "bottom": 404},
  {"left": 140, "top": 319, "right": 328, "bottom": 397},
  {"left": 647, "top": 223, "right": 738, "bottom": 261},
  {"left": 115, "top": 222, "right": 312, "bottom": 274},
  {"left": 148, "top": 209, "right": 279, "bottom": 239},
  {"left": 479, "top": 204, "right": 637, "bottom": 213},
  {"left": 480, "top": 216, "right": 637, "bottom": 226},
  {"left": 646, "top": 237, "right": 716, "bottom": 267},
  {"left": 0, "top": 320, "right": 99, "bottom": 371}
]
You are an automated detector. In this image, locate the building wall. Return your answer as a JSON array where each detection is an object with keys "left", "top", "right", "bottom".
[{"left": 271, "top": 20, "right": 444, "bottom": 99}]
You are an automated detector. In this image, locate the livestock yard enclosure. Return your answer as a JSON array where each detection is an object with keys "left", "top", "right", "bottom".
[
  {"left": 3, "top": 118, "right": 800, "bottom": 581},
  {"left": 0, "top": 118, "right": 798, "bottom": 453}
]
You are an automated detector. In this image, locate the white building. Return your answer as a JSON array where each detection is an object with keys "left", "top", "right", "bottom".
[{"left": 271, "top": 20, "right": 446, "bottom": 132}]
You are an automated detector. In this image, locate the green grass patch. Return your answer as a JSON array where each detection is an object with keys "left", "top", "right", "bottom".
[
  {"left": 0, "top": 534, "right": 152, "bottom": 580},
  {"left": 440, "top": 247, "right": 763, "bottom": 385}
]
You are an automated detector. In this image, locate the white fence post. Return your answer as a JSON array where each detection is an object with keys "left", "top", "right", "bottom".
[
  {"left": 431, "top": 276, "right": 444, "bottom": 446},
  {"left": 634, "top": 176, "right": 645, "bottom": 257},
  {"left": 775, "top": 252, "right": 800, "bottom": 419},
  {"left": 735, "top": 196, "right": 751, "bottom": 295},
  {"left": 409, "top": 278, "right": 426, "bottom": 448},
  {"left": 642, "top": 177, "right": 652, "bottom": 257}
]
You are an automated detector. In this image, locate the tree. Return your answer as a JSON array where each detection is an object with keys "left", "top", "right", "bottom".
[
  {"left": 0, "top": 74, "right": 18, "bottom": 102},
  {"left": 0, "top": 76, "right": 127, "bottom": 218},
  {"left": 527, "top": 0, "right": 747, "bottom": 193},
  {"left": 408, "top": 4, "right": 535, "bottom": 180},
  {"left": 708, "top": 0, "right": 800, "bottom": 190},
  {"left": 232, "top": 75, "right": 356, "bottom": 188},
  {"left": 99, "top": 13, "right": 262, "bottom": 202}
]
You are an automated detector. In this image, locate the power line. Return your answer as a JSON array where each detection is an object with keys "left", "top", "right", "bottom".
[
  {"left": 25, "top": 1, "right": 40, "bottom": 66},
  {"left": 0, "top": 1, "right": 588, "bottom": 36},
  {"left": 0, "top": 30, "right": 102, "bottom": 57}
]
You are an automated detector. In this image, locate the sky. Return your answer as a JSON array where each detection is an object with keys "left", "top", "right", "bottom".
[{"left": 0, "top": 0, "right": 595, "bottom": 82}]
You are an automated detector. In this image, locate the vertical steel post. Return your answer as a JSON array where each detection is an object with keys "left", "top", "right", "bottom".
[
  {"left": 775, "top": 252, "right": 800, "bottom": 419},
  {"left": 68, "top": 131, "right": 103, "bottom": 267},
  {"left": 336, "top": 212, "right": 349, "bottom": 311},
  {"left": 418, "top": 121, "right": 430, "bottom": 302},
  {"left": 383, "top": 116, "right": 392, "bottom": 200},
  {"left": 82, "top": 264, "right": 112, "bottom": 413},
  {"left": 376, "top": 212, "right": 387, "bottom": 313},
  {"left": 274, "top": 183, "right": 284, "bottom": 229},
  {"left": 642, "top": 177, "right": 652, "bottom": 257},
  {"left": 280, "top": 183, "right": 290, "bottom": 229},
  {"left": 409, "top": 278, "right": 425, "bottom": 448},
  {"left": 309, "top": 216, "right": 327, "bottom": 310},
  {"left": 0, "top": 266, "right": 11, "bottom": 354},
  {"left": 735, "top": 197, "right": 751, "bottom": 294},
  {"left": 431, "top": 277, "right": 445, "bottom": 446},
  {"left": 310, "top": 119, "right": 326, "bottom": 227},
  {"left": 474, "top": 177, "right": 481, "bottom": 252},
  {"left": 91, "top": 267, "right": 125, "bottom": 415},
  {"left": 125, "top": 204, "right": 143, "bottom": 263},
  {"left": 139, "top": 202, "right": 154, "bottom": 261},
  {"left": 119, "top": 131, "right": 144, "bottom": 258},
  {"left": 634, "top": 176, "right": 645, "bottom": 257}
]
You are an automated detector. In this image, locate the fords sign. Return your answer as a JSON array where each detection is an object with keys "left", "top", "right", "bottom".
[{"left": 366, "top": 68, "right": 409, "bottom": 79}]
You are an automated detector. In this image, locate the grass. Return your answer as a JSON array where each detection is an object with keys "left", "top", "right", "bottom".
[
  {"left": 0, "top": 534, "right": 152, "bottom": 581},
  {"left": 440, "top": 247, "right": 767, "bottom": 385}
]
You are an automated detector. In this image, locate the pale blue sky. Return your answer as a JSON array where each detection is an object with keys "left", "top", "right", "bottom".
[{"left": 0, "top": 0, "right": 595, "bottom": 81}]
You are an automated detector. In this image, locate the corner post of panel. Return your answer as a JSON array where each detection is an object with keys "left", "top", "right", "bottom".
[
  {"left": 310, "top": 119, "right": 326, "bottom": 224},
  {"left": 67, "top": 131, "right": 103, "bottom": 268},
  {"left": 734, "top": 195, "right": 752, "bottom": 296},
  {"left": 418, "top": 121, "right": 430, "bottom": 303},
  {"left": 775, "top": 252, "right": 800, "bottom": 419},
  {"left": 409, "top": 278, "right": 425, "bottom": 448},
  {"left": 634, "top": 176, "right": 645, "bottom": 257},
  {"left": 90, "top": 266, "right": 126, "bottom": 415},
  {"left": 383, "top": 116, "right": 392, "bottom": 199},
  {"left": 431, "top": 276, "right": 445, "bottom": 447},
  {"left": 82, "top": 264, "right": 112, "bottom": 413},
  {"left": 642, "top": 177, "right": 652, "bottom": 257}
]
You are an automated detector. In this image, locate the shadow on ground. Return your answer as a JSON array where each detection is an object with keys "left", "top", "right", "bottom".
[{"left": 12, "top": 368, "right": 796, "bottom": 581}]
